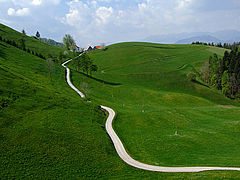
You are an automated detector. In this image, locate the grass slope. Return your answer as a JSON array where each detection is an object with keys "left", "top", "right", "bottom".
[
  {"left": 0, "top": 40, "right": 138, "bottom": 179},
  {"left": 0, "top": 23, "right": 63, "bottom": 59},
  {"left": 2, "top": 36, "right": 227, "bottom": 180},
  {"left": 68, "top": 42, "right": 240, "bottom": 178},
  {"left": 1, "top": 24, "right": 240, "bottom": 178}
]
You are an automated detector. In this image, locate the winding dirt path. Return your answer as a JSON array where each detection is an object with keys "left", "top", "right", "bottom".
[{"left": 62, "top": 59, "right": 240, "bottom": 173}]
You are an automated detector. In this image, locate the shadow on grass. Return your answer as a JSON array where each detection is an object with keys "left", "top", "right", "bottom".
[
  {"left": 133, "top": 44, "right": 176, "bottom": 49},
  {"left": 0, "top": 43, "right": 6, "bottom": 59},
  {"left": 192, "top": 80, "right": 210, "bottom": 88},
  {"left": 72, "top": 69, "right": 122, "bottom": 86}
]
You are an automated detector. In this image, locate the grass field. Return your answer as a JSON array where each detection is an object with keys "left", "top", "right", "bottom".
[
  {"left": 1, "top": 23, "right": 240, "bottom": 179},
  {"left": 0, "top": 23, "right": 64, "bottom": 59},
  {"left": 68, "top": 42, "right": 240, "bottom": 178}
]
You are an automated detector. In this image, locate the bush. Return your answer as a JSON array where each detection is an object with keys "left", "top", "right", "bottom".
[{"left": 187, "top": 72, "right": 196, "bottom": 81}]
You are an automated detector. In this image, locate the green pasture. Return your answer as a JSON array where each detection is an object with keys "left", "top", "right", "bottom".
[{"left": 1, "top": 23, "right": 240, "bottom": 179}]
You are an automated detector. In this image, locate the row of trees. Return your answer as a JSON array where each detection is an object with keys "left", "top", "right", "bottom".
[
  {"left": 192, "top": 41, "right": 240, "bottom": 50},
  {"left": 0, "top": 35, "right": 46, "bottom": 59},
  {"left": 22, "top": 29, "right": 41, "bottom": 39},
  {"left": 201, "top": 48, "right": 240, "bottom": 99},
  {"left": 73, "top": 53, "right": 98, "bottom": 76}
]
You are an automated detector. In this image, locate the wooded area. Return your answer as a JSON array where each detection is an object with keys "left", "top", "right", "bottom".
[{"left": 201, "top": 48, "right": 240, "bottom": 99}]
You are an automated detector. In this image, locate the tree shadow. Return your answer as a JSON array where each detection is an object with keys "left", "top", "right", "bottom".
[
  {"left": 192, "top": 80, "right": 210, "bottom": 88},
  {"left": 0, "top": 43, "right": 6, "bottom": 59},
  {"left": 73, "top": 69, "right": 122, "bottom": 86}
]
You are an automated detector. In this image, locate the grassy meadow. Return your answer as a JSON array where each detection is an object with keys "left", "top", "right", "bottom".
[
  {"left": 68, "top": 42, "right": 240, "bottom": 178},
  {"left": 0, "top": 23, "right": 64, "bottom": 59},
  {"left": 1, "top": 23, "right": 240, "bottom": 179}
]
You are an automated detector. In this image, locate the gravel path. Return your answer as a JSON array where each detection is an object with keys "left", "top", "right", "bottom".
[{"left": 62, "top": 59, "right": 240, "bottom": 173}]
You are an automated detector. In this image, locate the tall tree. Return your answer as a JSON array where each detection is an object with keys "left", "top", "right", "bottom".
[
  {"left": 46, "top": 58, "right": 55, "bottom": 81},
  {"left": 63, "top": 34, "right": 76, "bottom": 51},
  {"left": 36, "top": 31, "right": 40, "bottom": 39},
  {"left": 82, "top": 54, "right": 92, "bottom": 74},
  {"left": 20, "top": 39, "right": 26, "bottom": 51},
  {"left": 90, "top": 64, "right": 98, "bottom": 75},
  {"left": 58, "top": 51, "right": 64, "bottom": 63},
  {"left": 202, "top": 48, "right": 240, "bottom": 99},
  {"left": 73, "top": 53, "right": 98, "bottom": 76},
  {"left": 22, "top": 29, "right": 26, "bottom": 35}
]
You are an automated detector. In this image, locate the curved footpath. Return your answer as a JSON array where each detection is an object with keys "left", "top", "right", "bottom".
[{"left": 62, "top": 59, "right": 240, "bottom": 173}]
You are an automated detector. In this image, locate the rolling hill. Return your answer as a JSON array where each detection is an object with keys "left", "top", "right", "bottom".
[
  {"left": 1, "top": 23, "right": 240, "bottom": 179},
  {"left": 0, "top": 23, "right": 63, "bottom": 59},
  {"left": 0, "top": 24, "right": 138, "bottom": 179},
  {"left": 69, "top": 42, "right": 240, "bottom": 178}
]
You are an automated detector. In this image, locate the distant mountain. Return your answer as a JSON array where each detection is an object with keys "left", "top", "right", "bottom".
[
  {"left": 142, "top": 32, "right": 202, "bottom": 44},
  {"left": 175, "top": 35, "right": 221, "bottom": 44},
  {"left": 142, "top": 30, "right": 240, "bottom": 44},
  {"left": 211, "top": 30, "right": 240, "bottom": 42},
  {"left": 40, "top": 38, "right": 63, "bottom": 48}
]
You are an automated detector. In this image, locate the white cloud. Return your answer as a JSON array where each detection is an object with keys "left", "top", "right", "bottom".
[
  {"left": 32, "top": 0, "right": 42, "bottom": 6},
  {"left": 8, "top": 7, "right": 30, "bottom": 16},
  {"left": 4, "top": 0, "right": 239, "bottom": 46},
  {"left": 11, "top": 0, "right": 60, "bottom": 6},
  {"left": 177, "top": 0, "right": 193, "bottom": 9},
  {"left": 64, "top": 0, "right": 92, "bottom": 27},
  {"left": 50, "top": 0, "right": 60, "bottom": 5},
  {"left": 7, "top": 8, "right": 15, "bottom": 16},
  {"left": 96, "top": 6, "right": 113, "bottom": 24}
]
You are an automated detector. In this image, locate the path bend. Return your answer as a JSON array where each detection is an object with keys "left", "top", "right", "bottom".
[{"left": 62, "top": 59, "right": 240, "bottom": 173}]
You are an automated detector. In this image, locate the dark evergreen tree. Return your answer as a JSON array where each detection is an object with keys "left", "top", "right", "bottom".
[
  {"left": 202, "top": 48, "right": 240, "bottom": 99},
  {"left": 20, "top": 39, "right": 26, "bottom": 51},
  {"left": 22, "top": 29, "right": 26, "bottom": 35},
  {"left": 36, "top": 31, "right": 40, "bottom": 39}
]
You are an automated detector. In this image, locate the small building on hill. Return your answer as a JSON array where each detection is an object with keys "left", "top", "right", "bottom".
[
  {"left": 76, "top": 45, "right": 83, "bottom": 52},
  {"left": 93, "top": 46, "right": 102, "bottom": 50},
  {"left": 84, "top": 45, "right": 93, "bottom": 52}
]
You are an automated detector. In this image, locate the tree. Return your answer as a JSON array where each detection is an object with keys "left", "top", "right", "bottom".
[
  {"left": 20, "top": 39, "right": 26, "bottom": 51},
  {"left": 36, "top": 31, "right": 40, "bottom": 39},
  {"left": 82, "top": 54, "right": 92, "bottom": 74},
  {"left": 221, "top": 70, "right": 230, "bottom": 96},
  {"left": 187, "top": 72, "right": 196, "bottom": 81},
  {"left": 73, "top": 53, "right": 98, "bottom": 76},
  {"left": 58, "top": 51, "right": 64, "bottom": 63},
  {"left": 46, "top": 58, "right": 55, "bottom": 81},
  {"left": 90, "top": 64, "right": 98, "bottom": 75},
  {"left": 203, "top": 48, "right": 240, "bottom": 99},
  {"left": 63, "top": 34, "right": 76, "bottom": 51},
  {"left": 22, "top": 29, "right": 26, "bottom": 35},
  {"left": 74, "top": 55, "right": 83, "bottom": 71},
  {"left": 100, "top": 43, "right": 106, "bottom": 50}
]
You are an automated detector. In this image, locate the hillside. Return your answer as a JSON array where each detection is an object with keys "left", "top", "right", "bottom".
[
  {"left": 1, "top": 22, "right": 240, "bottom": 179},
  {"left": 0, "top": 26, "right": 142, "bottom": 179},
  {"left": 0, "top": 23, "right": 63, "bottom": 59},
  {"left": 69, "top": 42, "right": 240, "bottom": 178}
]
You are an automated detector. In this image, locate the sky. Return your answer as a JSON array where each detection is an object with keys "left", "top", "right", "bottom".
[{"left": 0, "top": 0, "right": 240, "bottom": 47}]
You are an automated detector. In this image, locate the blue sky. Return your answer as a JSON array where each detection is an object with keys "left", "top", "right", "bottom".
[{"left": 0, "top": 0, "right": 240, "bottom": 47}]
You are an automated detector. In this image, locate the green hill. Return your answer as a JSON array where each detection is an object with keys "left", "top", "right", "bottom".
[
  {"left": 0, "top": 25, "right": 135, "bottom": 179},
  {"left": 69, "top": 42, "right": 240, "bottom": 178},
  {"left": 0, "top": 23, "right": 63, "bottom": 59},
  {"left": 1, "top": 23, "right": 240, "bottom": 179}
]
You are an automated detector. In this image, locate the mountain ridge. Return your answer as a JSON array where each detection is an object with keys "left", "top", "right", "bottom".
[{"left": 142, "top": 30, "right": 240, "bottom": 44}]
